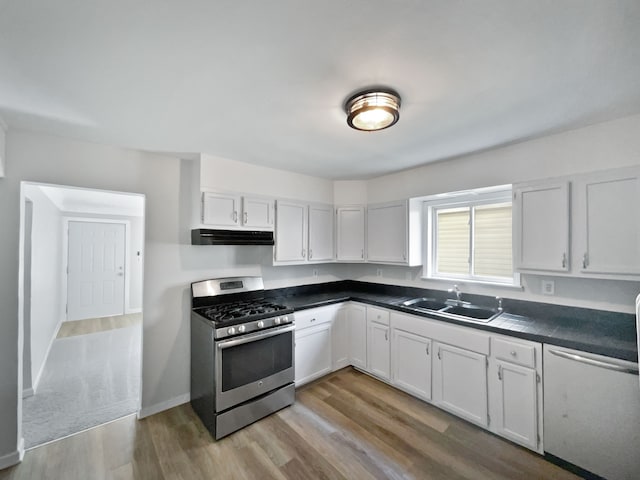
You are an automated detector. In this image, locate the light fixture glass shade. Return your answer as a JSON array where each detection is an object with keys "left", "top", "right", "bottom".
[{"left": 345, "top": 89, "right": 401, "bottom": 131}]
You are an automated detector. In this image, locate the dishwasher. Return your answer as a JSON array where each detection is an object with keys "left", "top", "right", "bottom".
[{"left": 543, "top": 345, "right": 640, "bottom": 480}]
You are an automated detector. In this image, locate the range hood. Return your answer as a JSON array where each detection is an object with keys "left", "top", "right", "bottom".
[{"left": 191, "top": 229, "right": 275, "bottom": 246}]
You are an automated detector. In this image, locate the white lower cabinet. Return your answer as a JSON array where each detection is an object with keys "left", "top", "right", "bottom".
[
  {"left": 488, "top": 335, "right": 543, "bottom": 453},
  {"left": 432, "top": 342, "right": 488, "bottom": 428},
  {"left": 332, "top": 306, "right": 349, "bottom": 370},
  {"left": 295, "top": 323, "right": 332, "bottom": 386},
  {"left": 348, "top": 304, "right": 367, "bottom": 369},
  {"left": 366, "top": 307, "right": 391, "bottom": 380},
  {"left": 392, "top": 329, "right": 432, "bottom": 400}
]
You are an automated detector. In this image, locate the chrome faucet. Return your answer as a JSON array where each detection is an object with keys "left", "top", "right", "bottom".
[{"left": 448, "top": 284, "right": 462, "bottom": 304}]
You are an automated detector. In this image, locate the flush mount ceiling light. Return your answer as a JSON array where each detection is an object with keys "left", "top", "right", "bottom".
[{"left": 345, "top": 88, "right": 401, "bottom": 131}]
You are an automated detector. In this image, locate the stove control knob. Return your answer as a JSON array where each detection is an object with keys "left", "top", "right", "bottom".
[
  {"left": 227, "top": 327, "right": 236, "bottom": 336},
  {"left": 274, "top": 317, "right": 281, "bottom": 325},
  {"left": 237, "top": 325, "right": 246, "bottom": 333},
  {"left": 257, "top": 321, "right": 264, "bottom": 328},
  {"left": 282, "top": 315, "right": 289, "bottom": 323}
]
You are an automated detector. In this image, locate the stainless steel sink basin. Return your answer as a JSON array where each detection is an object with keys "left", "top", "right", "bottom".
[
  {"left": 401, "top": 298, "right": 448, "bottom": 311},
  {"left": 401, "top": 297, "right": 502, "bottom": 323},
  {"left": 439, "top": 305, "right": 501, "bottom": 322}
]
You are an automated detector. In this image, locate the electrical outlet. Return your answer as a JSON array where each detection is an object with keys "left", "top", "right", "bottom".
[
  {"left": 312, "top": 269, "right": 319, "bottom": 277},
  {"left": 376, "top": 268, "right": 383, "bottom": 277},
  {"left": 542, "top": 279, "right": 555, "bottom": 295}
]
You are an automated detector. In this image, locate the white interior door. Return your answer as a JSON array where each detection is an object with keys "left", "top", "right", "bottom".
[{"left": 67, "top": 221, "right": 126, "bottom": 321}]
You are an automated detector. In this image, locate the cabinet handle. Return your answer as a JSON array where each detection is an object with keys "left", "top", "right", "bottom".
[
  {"left": 302, "top": 249, "right": 306, "bottom": 258},
  {"left": 233, "top": 211, "right": 238, "bottom": 223},
  {"left": 385, "top": 331, "right": 388, "bottom": 341},
  {"left": 561, "top": 252, "right": 567, "bottom": 269},
  {"left": 310, "top": 318, "right": 316, "bottom": 323},
  {"left": 548, "top": 349, "right": 639, "bottom": 375},
  {"left": 309, "top": 249, "right": 313, "bottom": 260},
  {"left": 510, "top": 350, "right": 517, "bottom": 357},
  {"left": 582, "top": 253, "right": 589, "bottom": 269},
  {"left": 361, "top": 249, "right": 364, "bottom": 259},
  {"left": 437, "top": 348, "right": 441, "bottom": 360},
  {"left": 243, "top": 211, "right": 248, "bottom": 224},
  {"left": 426, "top": 344, "right": 429, "bottom": 355},
  {"left": 498, "top": 365, "right": 503, "bottom": 381}
]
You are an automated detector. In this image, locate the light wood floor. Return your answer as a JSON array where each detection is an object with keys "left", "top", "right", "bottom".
[
  {"left": 57, "top": 313, "right": 142, "bottom": 339},
  {"left": 0, "top": 368, "right": 582, "bottom": 480}
]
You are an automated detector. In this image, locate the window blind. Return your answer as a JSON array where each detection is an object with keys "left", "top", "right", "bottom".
[
  {"left": 436, "top": 208, "right": 470, "bottom": 275},
  {"left": 474, "top": 204, "right": 513, "bottom": 279}
]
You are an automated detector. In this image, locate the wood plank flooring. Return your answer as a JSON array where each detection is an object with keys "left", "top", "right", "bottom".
[
  {"left": 0, "top": 368, "right": 582, "bottom": 480},
  {"left": 57, "top": 313, "right": 142, "bottom": 339}
]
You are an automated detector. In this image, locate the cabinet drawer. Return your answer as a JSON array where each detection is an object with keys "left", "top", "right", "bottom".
[
  {"left": 366, "top": 306, "right": 390, "bottom": 325},
  {"left": 492, "top": 337, "right": 536, "bottom": 368},
  {"left": 295, "top": 306, "right": 336, "bottom": 330}
]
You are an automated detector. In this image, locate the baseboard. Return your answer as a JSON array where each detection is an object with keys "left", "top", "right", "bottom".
[
  {"left": 31, "top": 319, "right": 63, "bottom": 394},
  {"left": 22, "top": 387, "right": 34, "bottom": 399},
  {"left": 125, "top": 308, "right": 142, "bottom": 315},
  {"left": 138, "top": 393, "right": 190, "bottom": 419},
  {"left": 0, "top": 438, "right": 24, "bottom": 470}
]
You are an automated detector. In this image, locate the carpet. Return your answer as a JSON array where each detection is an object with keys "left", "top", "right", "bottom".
[{"left": 23, "top": 324, "right": 141, "bottom": 449}]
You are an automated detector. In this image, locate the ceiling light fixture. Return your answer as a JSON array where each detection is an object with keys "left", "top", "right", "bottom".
[{"left": 345, "top": 88, "right": 401, "bottom": 131}]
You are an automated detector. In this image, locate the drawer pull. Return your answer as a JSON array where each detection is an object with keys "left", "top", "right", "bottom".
[
  {"left": 510, "top": 351, "right": 517, "bottom": 357},
  {"left": 310, "top": 318, "right": 316, "bottom": 323}
]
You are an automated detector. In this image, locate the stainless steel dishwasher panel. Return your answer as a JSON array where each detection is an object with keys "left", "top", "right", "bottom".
[{"left": 543, "top": 345, "right": 640, "bottom": 480}]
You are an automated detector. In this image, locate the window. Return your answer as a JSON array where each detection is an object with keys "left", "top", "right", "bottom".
[{"left": 424, "top": 187, "right": 516, "bottom": 285}]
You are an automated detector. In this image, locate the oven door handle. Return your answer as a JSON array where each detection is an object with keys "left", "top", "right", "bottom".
[{"left": 217, "top": 324, "right": 295, "bottom": 349}]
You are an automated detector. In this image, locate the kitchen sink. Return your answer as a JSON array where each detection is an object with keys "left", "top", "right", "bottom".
[
  {"left": 439, "top": 305, "right": 501, "bottom": 322},
  {"left": 401, "top": 298, "right": 448, "bottom": 311},
  {"left": 400, "top": 297, "right": 502, "bottom": 323}
]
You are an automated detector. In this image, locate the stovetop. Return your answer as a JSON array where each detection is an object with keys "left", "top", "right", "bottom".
[{"left": 194, "top": 298, "right": 293, "bottom": 328}]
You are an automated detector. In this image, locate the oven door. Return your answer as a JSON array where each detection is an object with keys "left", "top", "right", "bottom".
[{"left": 215, "top": 324, "right": 295, "bottom": 412}]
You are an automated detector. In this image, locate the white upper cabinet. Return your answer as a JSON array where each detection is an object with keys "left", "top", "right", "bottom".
[
  {"left": 202, "top": 191, "right": 274, "bottom": 231},
  {"left": 202, "top": 192, "right": 242, "bottom": 227},
  {"left": 336, "top": 205, "right": 366, "bottom": 262},
  {"left": 367, "top": 200, "right": 407, "bottom": 264},
  {"left": 274, "top": 200, "right": 333, "bottom": 265},
  {"left": 275, "top": 200, "right": 308, "bottom": 262},
  {"left": 242, "top": 195, "right": 275, "bottom": 229},
  {"left": 574, "top": 167, "right": 640, "bottom": 275},
  {"left": 513, "top": 182, "right": 570, "bottom": 272},
  {"left": 308, "top": 203, "right": 334, "bottom": 262},
  {"left": 513, "top": 166, "right": 640, "bottom": 280}
]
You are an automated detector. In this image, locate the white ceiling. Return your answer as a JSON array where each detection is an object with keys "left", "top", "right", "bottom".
[
  {"left": 1, "top": 1, "right": 639, "bottom": 179},
  {"left": 38, "top": 185, "right": 145, "bottom": 217}
]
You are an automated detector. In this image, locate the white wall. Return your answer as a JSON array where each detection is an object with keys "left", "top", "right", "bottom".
[
  {"left": 334, "top": 180, "right": 367, "bottom": 205},
  {"left": 358, "top": 113, "right": 640, "bottom": 312},
  {"left": 0, "top": 123, "right": 5, "bottom": 178},
  {"left": 22, "top": 185, "right": 63, "bottom": 396}
]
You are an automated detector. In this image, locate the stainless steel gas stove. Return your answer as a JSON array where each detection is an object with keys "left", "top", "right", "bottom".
[{"left": 190, "top": 276, "right": 295, "bottom": 440}]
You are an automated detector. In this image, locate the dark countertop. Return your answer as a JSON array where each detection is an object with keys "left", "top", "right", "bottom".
[{"left": 266, "top": 281, "right": 638, "bottom": 363}]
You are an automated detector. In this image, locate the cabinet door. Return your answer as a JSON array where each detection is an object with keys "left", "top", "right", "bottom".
[
  {"left": 242, "top": 196, "right": 274, "bottom": 229},
  {"left": 348, "top": 304, "right": 367, "bottom": 369},
  {"left": 392, "top": 329, "right": 431, "bottom": 400},
  {"left": 432, "top": 342, "right": 488, "bottom": 427},
  {"left": 367, "top": 201, "right": 407, "bottom": 263},
  {"left": 295, "top": 323, "right": 332, "bottom": 386},
  {"left": 368, "top": 321, "right": 390, "bottom": 380},
  {"left": 491, "top": 360, "right": 538, "bottom": 450},
  {"left": 513, "top": 182, "right": 569, "bottom": 272},
  {"left": 308, "top": 203, "right": 334, "bottom": 262},
  {"left": 336, "top": 206, "right": 365, "bottom": 261},
  {"left": 575, "top": 168, "right": 640, "bottom": 275},
  {"left": 332, "top": 306, "right": 349, "bottom": 370},
  {"left": 275, "top": 200, "right": 308, "bottom": 262},
  {"left": 202, "top": 192, "right": 241, "bottom": 227}
]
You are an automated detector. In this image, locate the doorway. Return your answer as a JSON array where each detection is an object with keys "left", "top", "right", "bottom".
[{"left": 19, "top": 182, "right": 145, "bottom": 449}]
